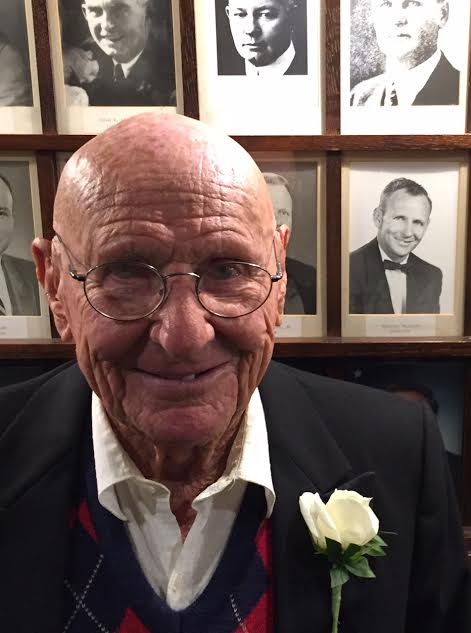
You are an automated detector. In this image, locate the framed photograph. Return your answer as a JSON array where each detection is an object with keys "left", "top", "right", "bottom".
[
  {"left": 0, "top": 0, "right": 41, "bottom": 133},
  {"left": 342, "top": 155, "right": 467, "bottom": 337},
  {"left": 341, "top": 0, "right": 471, "bottom": 134},
  {"left": 194, "top": 0, "right": 323, "bottom": 134},
  {"left": 344, "top": 359, "right": 465, "bottom": 501},
  {"left": 48, "top": 0, "right": 183, "bottom": 134},
  {"left": 253, "top": 153, "right": 325, "bottom": 338},
  {"left": 0, "top": 156, "right": 50, "bottom": 338}
]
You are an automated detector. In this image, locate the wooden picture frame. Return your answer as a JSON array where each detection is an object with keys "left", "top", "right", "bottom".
[
  {"left": 252, "top": 152, "right": 325, "bottom": 337},
  {"left": 47, "top": 0, "right": 184, "bottom": 134},
  {"left": 0, "top": 154, "right": 50, "bottom": 337},
  {"left": 341, "top": 0, "right": 471, "bottom": 134},
  {"left": 342, "top": 153, "right": 468, "bottom": 337},
  {"left": 0, "top": 0, "right": 42, "bottom": 133},
  {"left": 194, "top": 0, "right": 323, "bottom": 134}
]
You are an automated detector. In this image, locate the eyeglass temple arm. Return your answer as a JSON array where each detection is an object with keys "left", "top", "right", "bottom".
[{"left": 271, "top": 238, "right": 283, "bottom": 282}]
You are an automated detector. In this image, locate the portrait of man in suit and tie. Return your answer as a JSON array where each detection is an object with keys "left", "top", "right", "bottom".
[
  {"left": 262, "top": 171, "right": 316, "bottom": 314},
  {"left": 216, "top": 0, "right": 307, "bottom": 76},
  {"left": 350, "top": 0, "right": 461, "bottom": 107},
  {"left": 349, "top": 177, "right": 443, "bottom": 314},
  {"left": 60, "top": 0, "right": 176, "bottom": 107},
  {"left": 0, "top": 0, "right": 33, "bottom": 107},
  {"left": 0, "top": 172, "right": 39, "bottom": 316}
]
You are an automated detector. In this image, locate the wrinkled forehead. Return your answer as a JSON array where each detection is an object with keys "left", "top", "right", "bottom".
[
  {"left": 384, "top": 190, "right": 431, "bottom": 216},
  {"left": 55, "top": 116, "right": 272, "bottom": 243}
]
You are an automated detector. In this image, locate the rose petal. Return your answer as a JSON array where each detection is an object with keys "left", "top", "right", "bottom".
[
  {"left": 299, "top": 492, "right": 341, "bottom": 550},
  {"left": 325, "top": 490, "right": 379, "bottom": 548}
]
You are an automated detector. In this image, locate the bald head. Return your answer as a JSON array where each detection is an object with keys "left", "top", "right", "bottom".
[{"left": 56, "top": 113, "right": 273, "bottom": 243}]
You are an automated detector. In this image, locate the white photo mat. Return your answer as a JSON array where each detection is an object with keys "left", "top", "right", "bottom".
[
  {"left": 194, "top": 0, "right": 323, "bottom": 135},
  {"left": 250, "top": 153, "right": 325, "bottom": 339},
  {"left": 0, "top": 0, "right": 42, "bottom": 133},
  {"left": 47, "top": 0, "right": 184, "bottom": 134},
  {"left": 341, "top": 155, "right": 467, "bottom": 337},
  {"left": 0, "top": 155, "right": 50, "bottom": 338},
  {"left": 340, "top": 0, "right": 471, "bottom": 134}
]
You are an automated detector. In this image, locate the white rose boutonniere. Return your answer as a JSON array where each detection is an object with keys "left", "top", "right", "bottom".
[{"left": 299, "top": 489, "right": 388, "bottom": 633}]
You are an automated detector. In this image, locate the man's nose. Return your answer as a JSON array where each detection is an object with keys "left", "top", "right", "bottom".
[
  {"left": 99, "top": 10, "right": 115, "bottom": 33},
  {"left": 392, "top": 7, "right": 408, "bottom": 26},
  {"left": 149, "top": 279, "right": 216, "bottom": 359},
  {"left": 243, "top": 15, "right": 261, "bottom": 36},
  {"left": 400, "top": 219, "right": 413, "bottom": 236}
]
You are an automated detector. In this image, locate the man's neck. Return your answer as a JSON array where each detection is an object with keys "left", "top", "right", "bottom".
[
  {"left": 108, "top": 408, "right": 246, "bottom": 534},
  {"left": 386, "top": 47, "right": 439, "bottom": 74}
]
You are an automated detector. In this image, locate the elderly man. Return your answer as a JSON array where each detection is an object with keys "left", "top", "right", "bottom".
[
  {"left": 0, "top": 174, "right": 39, "bottom": 315},
  {"left": 350, "top": 0, "right": 459, "bottom": 106},
  {"left": 221, "top": 0, "right": 307, "bottom": 76},
  {"left": 0, "top": 114, "right": 469, "bottom": 632},
  {"left": 263, "top": 171, "right": 316, "bottom": 314},
  {"left": 350, "top": 177, "right": 442, "bottom": 314},
  {"left": 64, "top": 0, "right": 176, "bottom": 106}
]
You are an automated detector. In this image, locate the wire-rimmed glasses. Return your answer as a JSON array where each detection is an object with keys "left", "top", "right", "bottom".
[{"left": 53, "top": 233, "right": 283, "bottom": 321}]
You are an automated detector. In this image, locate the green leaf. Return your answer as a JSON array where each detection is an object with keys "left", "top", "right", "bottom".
[
  {"left": 343, "top": 543, "right": 362, "bottom": 560},
  {"left": 345, "top": 556, "right": 376, "bottom": 579},
  {"left": 371, "top": 534, "right": 387, "bottom": 547},
  {"left": 364, "top": 542, "right": 386, "bottom": 557},
  {"left": 330, "top": 565, "right": 350, "bottom": 588}
]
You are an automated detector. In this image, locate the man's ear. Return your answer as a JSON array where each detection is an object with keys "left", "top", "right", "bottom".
[
  {"left": 32, "top": 237, "right": 74, "bottom": 343},
  {"left": 225, "top": 5, "right": 230, "bottom": 18},
  {"left": 438, "top": 1, "right": 449, "bottom": 27},
  {"left": 373, "top": 207, "right": 383, "bottom": 229}
]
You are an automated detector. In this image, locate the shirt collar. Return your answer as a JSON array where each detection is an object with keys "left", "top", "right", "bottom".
[
  {"left": 245, "top": 41, "right": 295, "bottom": 77},
  {"left": 92, "top": 388, "right": 276, "bottom": 521},
  {"left": 378, "top": 241, "right": 410, "bottom": 265},
  {"left": 388, "top": 49, "right": 441, "bottom": 106},
  {"left": 113, "top": 49, "right": 144, "bottom": 77}
]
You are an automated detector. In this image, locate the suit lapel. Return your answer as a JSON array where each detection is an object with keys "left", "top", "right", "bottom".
[
  {"left": 0, "top": 364, "right": 90, "bottom": 633},
  {"left": 365, "top": 240, "right": 394, "bottom": 313},
  {"left": 260, "top": 363, "right": 376, "bottom": 632}
]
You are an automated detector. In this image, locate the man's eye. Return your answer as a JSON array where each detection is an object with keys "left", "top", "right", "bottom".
[
  {"left": 406, "top": 1, "right": 423, "bottom": 7},
  {"left": 232, "top": 10, "right": 247, "bottom": 18},
  {"left": 206, "top": 262, "right": 245, "bottom": 281},
  {"left": 257, "top": 10, "right": 278, "bottom": 19}
]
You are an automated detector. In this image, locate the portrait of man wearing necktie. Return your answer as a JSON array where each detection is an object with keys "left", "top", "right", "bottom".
[
  {"left": 0, "top": 173, "right": 39, "bottom": 317},
  {"left": 349, "top": 177, "right": 443, "bottom": 314},
  {"left": 350, "top": 0, "right": 461, "bottom": 107},
  {"left": 60, "top": 0, "right": 176, "bottom": 107}
]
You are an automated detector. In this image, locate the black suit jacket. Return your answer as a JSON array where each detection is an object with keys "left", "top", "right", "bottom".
[
  {"left": 78, "top": 34, "right": 176, "bottom": 107},
  {"left": 285, "top": 256, "right": 316, "bottom": 314},
  {"left": 2, "top": 254, "right": 40, "bottom": 316},
  {"left": 0, "top": 362, "right": 469, "bottom": 632},
  {"left": 350, "top": 52, "right": 460, "bottom": 107},
  {"left": 350, "top": 238, "right": 443, "bottom": 314},
  {"left": 218, "top": 45, "right": 307, "bottom": 76}
]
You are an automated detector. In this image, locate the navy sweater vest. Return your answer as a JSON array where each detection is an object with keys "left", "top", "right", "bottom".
[{"left": 62, "top": 435, "right": 273, "bottom": 632}]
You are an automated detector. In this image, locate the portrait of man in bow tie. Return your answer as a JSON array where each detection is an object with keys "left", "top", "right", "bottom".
[
  {"left": 350, "top": 0, "right": 462, "bottom": 107},
  {"left": 349, "top": 177, "right": 443, "bottom": 314}
]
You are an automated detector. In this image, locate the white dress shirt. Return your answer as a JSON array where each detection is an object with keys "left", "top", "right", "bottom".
[
  {"left": 92, "top": 388, "right": 275, "bottom": 611},
  {"left": 245, "top": 41, "right": 296, "bottom": 77},
  {"left": 0, "top": 256, "right": 12, "bottom": 315},
  {"left": 379, "top": 244, "right": 409, "bottom": 314},
  {"left": 358, "top": 49, "right": 441, "bottom": 106},
  {"left": 113, "top": 49, "right": 144, "bottom": 78}
]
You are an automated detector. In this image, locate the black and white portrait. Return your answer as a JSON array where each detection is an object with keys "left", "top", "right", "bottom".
[
  {"left": 216, "top": 0, "right": 308, "bottom": 76},
  {"left": 0, "top": 0, "right": 33, "bottom": 107},
  {"left": 346, "top": 360, "right": 464, "bottom": 499},
  {"left": 348, "top": 162, "right": 460, "bottom": 316},
  {"left": 257, "top": 160, "right": 317, "bottom": 315},
  {"left": 58, "top": 0, "right": 176, "bottom": 107},
  {"left": 350, "top": 0, "right": 465, "bottom": 107},
  {"left": 0, "top": 162, "right": 39, "bottom": 317}
]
